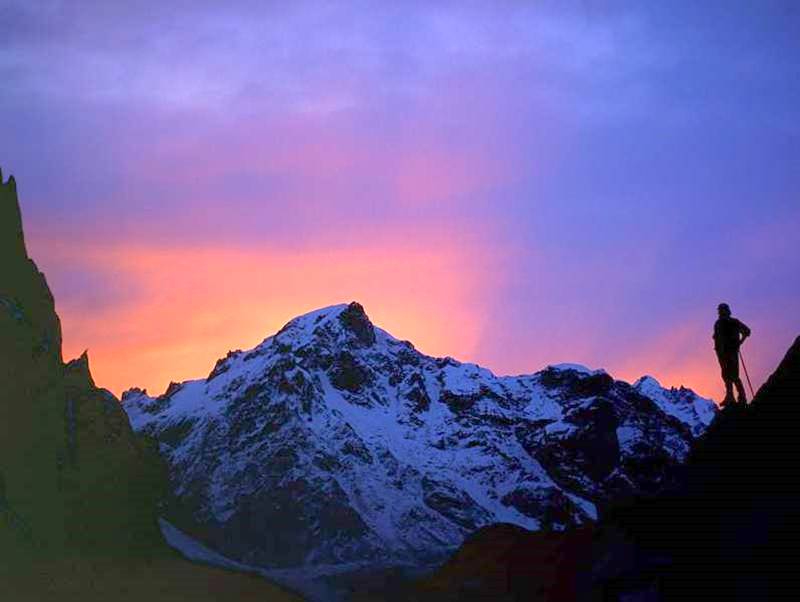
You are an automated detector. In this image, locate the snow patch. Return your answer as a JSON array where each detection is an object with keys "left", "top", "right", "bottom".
[
  {"left": 548, "top": 363, "right": 606, "bottom": 376},
  {"left": 634, "top": 375, "right": 717, "bottom": 436}
]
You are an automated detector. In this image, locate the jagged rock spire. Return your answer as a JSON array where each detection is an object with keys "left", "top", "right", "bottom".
[
  {"left": 0, "top": 166, "right": 28, "bottom": 265},
  {"left": 65, "top": 349, "right": 96, "bottom": 388}
]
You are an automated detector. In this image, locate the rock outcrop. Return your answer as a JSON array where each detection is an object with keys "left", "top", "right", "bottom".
[
  {"left": 604, "top": 334, "right": 800, "bottom": 600},
  {"left": 407, "top": 336, "right": 800, "bottom": 601},
  {"left": 0, "top": 169, "right": 299, "bottom": 601}
]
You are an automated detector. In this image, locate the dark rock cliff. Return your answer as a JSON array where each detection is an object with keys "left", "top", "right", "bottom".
[
  {"left": 606, "top": 335, "right": 800, "bottom": 600},
  {"left": 0, "top": 169, "right": 165, "bottom": 559},
  {"left": 408, "top": 336, "right": 800, "bottom": 601},
  {"left": 0, "top": 169, "right": 300, "bottom": 601}
]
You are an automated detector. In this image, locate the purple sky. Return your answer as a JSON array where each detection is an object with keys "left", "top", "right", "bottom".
[{"left": 2, "top": 1, "right": 799, "bottom": 399}]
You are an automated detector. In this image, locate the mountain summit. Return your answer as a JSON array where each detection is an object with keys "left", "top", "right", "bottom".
[
  {"left": 123, "top": 301, "right": 716, "bottom": 587},
  {"left": 0, "top": 169, "right": 25, "bottom": 260}
]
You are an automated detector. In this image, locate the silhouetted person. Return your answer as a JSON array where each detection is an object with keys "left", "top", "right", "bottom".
[{"left": 713, "top": 303, "right": 751, "bottom": 406}]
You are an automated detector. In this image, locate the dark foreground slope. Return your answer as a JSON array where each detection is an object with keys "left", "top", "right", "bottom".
[
  {"left": 410, "top": 336, "right": 800, "bottom": 601},
  {"left": 607, "top": 334, "right": 800, "bottom": 600},
  {"left": 0, "top": 170, "right": 299, "bottom": 601}
]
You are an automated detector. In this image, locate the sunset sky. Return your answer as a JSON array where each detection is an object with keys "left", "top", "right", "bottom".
[{"left": 2, "top": 1, "right": 798, "bottom": 400}]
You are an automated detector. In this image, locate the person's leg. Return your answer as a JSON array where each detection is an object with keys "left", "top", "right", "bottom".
[
  {"left": 734, "top": 378, "right": 747, "bottom": 404},
  {"left": 720, "top": 352, "right": 739, "bottom": 406},
  {"left": 723, "top": 379, "right": 735, "bottom": 405},
  {"left": 719, "top": 354, "right": 735, "bottom": 405}
]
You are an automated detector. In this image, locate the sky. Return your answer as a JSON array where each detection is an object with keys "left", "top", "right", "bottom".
[{"left": 1, "top": 1, "right": 798, "bottom": 400}]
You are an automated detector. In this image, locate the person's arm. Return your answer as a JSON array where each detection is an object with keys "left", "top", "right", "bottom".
[{"left": 738, "top": 320, "right": 751, "bottom": 343}]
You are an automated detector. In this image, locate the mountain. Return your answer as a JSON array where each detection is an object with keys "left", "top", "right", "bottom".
[
  {"left": 602, "top": 333, "right": 800, "bottom": 600},
  {"left": 0, "top": 169, "right": 299, "bottom": 601},
  {"left": 408, "top": 336, "right": 800, "bottom": 601},
  {"left": 122, "top": 301, "right": 716, "bottom": 593}
]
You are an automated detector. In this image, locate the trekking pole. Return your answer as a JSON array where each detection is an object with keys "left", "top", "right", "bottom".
[{"left": 739, "top": 349, "right": 756, "bottom": 400}]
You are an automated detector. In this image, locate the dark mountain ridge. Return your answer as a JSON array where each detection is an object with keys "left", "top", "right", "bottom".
[
  {"left": 606, "top": 334, "right": 800, "bottom": 600},
  {"left": 409, "top": 335, "right": 800, "bottom": 601},
  {"left": 0, "top": 169, "right": 299, "bottom": 600}
]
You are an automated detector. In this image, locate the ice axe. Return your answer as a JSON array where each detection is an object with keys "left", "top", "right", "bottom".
[{"left": 739, "top": 349, "right": 756, "bottom": 400}]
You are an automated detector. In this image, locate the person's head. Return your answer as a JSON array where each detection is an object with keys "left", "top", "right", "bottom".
[{"left": 718, "top": 303, "right": 731, "bottom": 318}]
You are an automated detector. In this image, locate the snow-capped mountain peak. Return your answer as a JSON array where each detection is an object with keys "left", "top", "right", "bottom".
[
  {"left": 270, "top": 302, "right": 377, "bottom": 349},
  {"left": 122, "top": 302, "right": 717, "bottom": 580}
]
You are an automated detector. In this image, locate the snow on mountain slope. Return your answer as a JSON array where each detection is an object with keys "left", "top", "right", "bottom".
[
  {"left": 634, "top": 375, "right": 717, "bottom": 436},
  {"left": 123, "top": 302, "right": 716, "bottom": 574}
]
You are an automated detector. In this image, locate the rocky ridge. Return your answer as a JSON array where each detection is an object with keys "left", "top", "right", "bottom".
[{"left": 0, "top": 169, "right": 299, "bottom": 601}]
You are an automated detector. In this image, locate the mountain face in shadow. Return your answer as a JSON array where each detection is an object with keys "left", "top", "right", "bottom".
[
  {"left": 0, "top": 170, "right": 299, "bottom": 601},
  {"left": 0, "top": 168, "right": 167, "bottom": 558},
  {"left": 605, "top": 334, "right": 800, "bottom": 600},
  {"left": 408, "top": 336, "right": 800, "bottom": 601},
  {"left": 1, "top": 169, "right": 67, "bottom": 554}
]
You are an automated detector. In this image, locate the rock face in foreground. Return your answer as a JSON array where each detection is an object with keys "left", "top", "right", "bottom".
[
  {"left": 1, "top": 169, "right": 160, "bottom": 559},
  {"left": 0, "top": 167, "right": 170, "bottom": 558},
  {"left": 410, "top": 336, "right": 800, "bottom": 602},
  {"left": 604, "top": 334, "right": 800, "bottom": 600},
  {"left": 0, "top": 170, "right": 298, "bottom": 601},
  {"left": 123, "top": 301, "right": 716, "bottom": 574}
]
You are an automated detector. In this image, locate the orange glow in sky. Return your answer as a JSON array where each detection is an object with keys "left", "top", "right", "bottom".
[
  {"left": 28, "top": 226, "right": 790, "bottom": 404},
  {"left": 37, "top": 230, "right": 502, "bottom": 397},
  {"left": 5, "top": 0, "right": 800, "bottom": 411}
]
